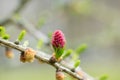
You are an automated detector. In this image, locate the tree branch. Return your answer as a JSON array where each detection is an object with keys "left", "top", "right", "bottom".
[
  {"left": 12, "top": 18, "right": 95, "bottom": 80},
  {"left": 0, "top": 38, "right": 84, "bottom": 80},
  {"left": 0, "top": 15, "right": 95, "bottom": 80},
  {"left": 0, "top": 0, "right": 95, "bottom": 79}
]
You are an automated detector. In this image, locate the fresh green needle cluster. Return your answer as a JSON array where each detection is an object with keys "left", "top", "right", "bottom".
[
  {"left": 17, "top": 30, "right": 26, "bottom": 42},
  {"left": 0, "top": 26, "right": 10, "bottom": 40}
]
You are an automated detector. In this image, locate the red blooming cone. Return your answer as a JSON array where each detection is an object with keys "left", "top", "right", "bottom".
[{"left": 52, "top": 30, "right": 66, "bottom": 59}]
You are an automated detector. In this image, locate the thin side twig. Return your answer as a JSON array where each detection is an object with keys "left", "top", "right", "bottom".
[{"left": 0, "top": 38, "right": 83, "bottom": 80}]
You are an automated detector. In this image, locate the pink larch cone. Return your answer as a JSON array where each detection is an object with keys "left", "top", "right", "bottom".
[
  {"left": 51, "top": 30, "right": 66, "bottom": 59},
  {"left": 52, "top": 30, "right": 66, "bottom": 48}
]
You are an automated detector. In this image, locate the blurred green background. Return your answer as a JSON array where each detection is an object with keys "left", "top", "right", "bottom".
[{"left": 0, "top": 0, "right": 120, "bottom": 80}]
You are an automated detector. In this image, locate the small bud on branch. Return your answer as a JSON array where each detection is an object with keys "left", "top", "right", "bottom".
[
  {"left": 62, "top": 49, "right": 73, "bottom": 59},
  {"left": 20, "top": 48, "right": 36, "bottom": 63},
  {"left": 74, "top": 60, "right": 81, "bottom": 68},
  {"left": 56, "top": 69, "right": 65, "bottom": 80},
  {"left": 0, "top": 26, "right": 5, "bottom": 36},
  {"left": 15, "top": 30, "right": 26, "bottom": 44},
  {"left": 2, "top": 34, "right": 10, "bottom": 40},
  {"left": 5, "top": 47, "right": 14, "bottom": 59}
]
